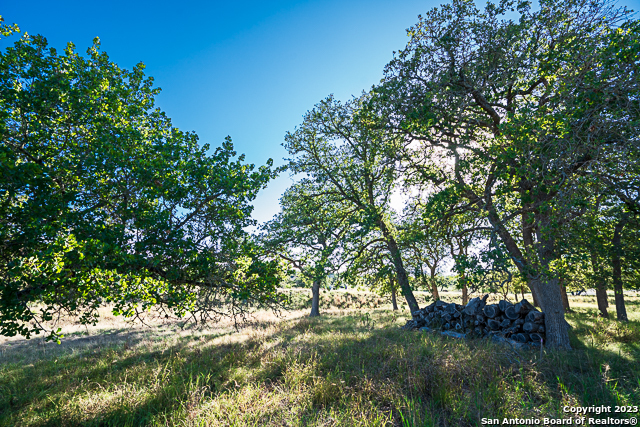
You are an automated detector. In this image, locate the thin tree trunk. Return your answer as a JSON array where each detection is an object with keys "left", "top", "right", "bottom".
[
  {"left": 389, "top": 275, "right": 399, "bottom": 310},
  {"left": 379, "top": 220, "right": 420, "bottom": 313},
  {"left": 612, "top": 214, "right": 629, "bottom": 322},
  {"left": 461, "top": 246, "right": 469, "bottom": 305},
  {"left": 596, "top": 285, "right": 610, "bottom": 318},
  {"left": 461, "top": 276, "right": 468, "bottom": 305},
  {"left": 429, "top": 266, "right": 440, "bottom": 301},
  {"left": 431, "top": 280, "right": 440, "bottom": 301},
  {"left": 522, "top": 208, "right": 539, "bottom": 309},
  {"left": 310, "top": 279, "right": 320, "bottom": 317},
  {"left": 530, "top": 283, "right": 541, "bottom": 308},
  {"left": 591, "top": 251, "right": 609, "bottom": 318},
  {"left": 532, "top": 297, "right": 540, "bottom": 308},
  {"left": 448, "top": 239, "right": 469, "bottom": 305}
]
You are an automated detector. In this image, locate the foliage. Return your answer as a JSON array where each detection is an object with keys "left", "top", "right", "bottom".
[
  {"left": 371, "top": 0, "right": 640, "bottom": 347},
  {"left": 284, "top": 94, "right": 420, "bottom": 312},
  {"left": 261, "top": 181, "right": 354, "bottom": 285},
  {"left": 397, "top": 202, "right": 450, "bottom": 299},
  {"left": 0, "top": 23, "right": 281, "bottom": 341},
  {"left": 261, "top": 181, "right": 357, "bottom": 315}
]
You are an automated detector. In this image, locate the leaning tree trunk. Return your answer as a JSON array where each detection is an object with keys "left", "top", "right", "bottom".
[
  {"left": 596, "top": 284, "right": 610, "bottom": 319},
  {"left": 521, "top": 208, "right": 540, "bottom": 309},
  {"left": 531, "top": 287, "right": 541, "bottom": 308},
  {"left": 379, "top": 220, "right": 420, "bottom": 313},
  {"left": 431, "top": 279, "right": 440, "bottom": 301},
  {"left": 591, "top": 251, "right": 609, "bottom": 318},
  {"left": 612, "top": 215, "right": 629, "bottom": 322},
  {"left": 491, "top": 207, "right": 570, "bottom": 348},
  {"left": 310, "top": 279, "right": 321, "bottom": 317}
]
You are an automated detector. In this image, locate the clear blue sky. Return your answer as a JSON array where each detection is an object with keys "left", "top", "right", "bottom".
[{"left": 2, "top": 0, "right": 638, "bottom": 225}]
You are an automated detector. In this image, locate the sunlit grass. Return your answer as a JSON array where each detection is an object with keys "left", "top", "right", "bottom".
[{"left": 0, "top": 291, "right": 638, "bottom": 426}]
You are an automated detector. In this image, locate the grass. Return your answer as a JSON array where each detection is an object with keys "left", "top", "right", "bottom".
[{"left": 0, "top": 291, "right": 639, "bottom": 426}]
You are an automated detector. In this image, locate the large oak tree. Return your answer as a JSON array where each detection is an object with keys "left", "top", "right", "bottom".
[
  {"left": 284, "top": 95, "right": 421, "bottom": 313},
  {"left": 261, "top": 180, "right": 355, "bottom": 317},
  {"left": 374, "top": 0, "right": 640, "bottom": 348},
  {"left": 0, "top": 22, "right": 281, "bottom": 341}
]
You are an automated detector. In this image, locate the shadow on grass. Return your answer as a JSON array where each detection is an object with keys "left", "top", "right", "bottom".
[{"left": 1, "top": 310, "right": 638, "bottom": 426}]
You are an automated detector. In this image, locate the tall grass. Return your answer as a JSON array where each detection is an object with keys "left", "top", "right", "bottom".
[{"left": 0, "top": 292, "right": 638, "bottom": 426}]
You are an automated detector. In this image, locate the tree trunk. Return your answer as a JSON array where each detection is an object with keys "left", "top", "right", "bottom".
[
  {"left": 310, "top": 279, "right": 320, "bottom": 317},
  {"left": 590, "top": 251, "right": 609, "bottom": 318},
  {"left": 531, "top": 285, "right": 541, "bottom": 308},
  {"left": 596, "top": 285, "right": 610, "bottom": 319},
  {"left": 612, "top": 214, "right": 629, "bottom": 322},
  {"left": 559, "top": 279, "right": 571, "bottom": 313},
  {"left": 461, "top": 277, "right": 468, "bottom": 305},
  {"left": 531, "top": 213, "right": 571, "bottom": 349},
  {"left": 429, "top": 266, "right": 440, "bottom": 301},
  {"left": 486, "top": 206, "right": 571, "bottom": 349},
  {"left": 530, "top": 276, "right": 571, "bottom": 349},
  {"left": 391, "top": 287, "right": 398, "bottom": 311},
  {"left": 521, "top": 208, "right": 539, "bottom": 309},
  {"left": 448, "top": 239, "right": 469, "bottom": 305},
  {"left": 379, "top": 220, "right": 420, "bottom": 313},
  {"left": 389, "top": 275, "right": 399, "bottom": 310}
]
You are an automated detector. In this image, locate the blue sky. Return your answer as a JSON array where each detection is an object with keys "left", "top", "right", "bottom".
[
  {"left": 2, "top": 0, "right": 639, "bottom": 225},
  {"left": 1, "top": 0, "right": 438, "bottom": 224}
]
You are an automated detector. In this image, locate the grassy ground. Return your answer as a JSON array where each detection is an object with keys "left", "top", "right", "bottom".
[{"left": 0, "top": 291, "right": 638, "bottom": 426}]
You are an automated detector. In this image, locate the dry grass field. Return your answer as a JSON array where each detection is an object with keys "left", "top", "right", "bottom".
[{"left": 0, "top": 290, "right": 638, "bottom": 426}]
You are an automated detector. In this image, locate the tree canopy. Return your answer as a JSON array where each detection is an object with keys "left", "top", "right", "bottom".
[
  {"left": 284, "top": 95, "right": 421, "bottom": 313},
  {"left": 370, "top": 0, "right": 640, "bottom": 348},
  {"left": 261, "top": 180, "right": 355, "bottom": 317},
  {"left": 0, "top": 22, "right": 281, "bottom": 341}
]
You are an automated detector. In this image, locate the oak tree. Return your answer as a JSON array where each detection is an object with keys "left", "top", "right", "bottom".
[
  {"left": 0, "top": 23, "right": 281, "bottom": 341},
  {"left": 375, "top": 0, "right": 640, "bottom": 348},
  {"left": 284, "top": 95, "right": 421, "bottom": 313}
]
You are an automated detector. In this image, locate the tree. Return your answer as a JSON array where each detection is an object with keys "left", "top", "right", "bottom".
[
  {"left": 374, "top": 0, "right": 640, "bottom": 348},
  {"left": 0, "top": 22, "right": 281, "bottom": 341},
  {"left": 342, "top": 232, "right": 402, "bottom": 310},
  {"left": 398, "top": 202, "right": 450, "bottom": 301},
  {"left": 284, "top": 95, "right": 421, "bottom": 313},
  {"left": 261, "top": 180, "right": 354, "bottom": 317},
  {"left": 441, "top": 210, "right": 486, "bottom": 305},
  {"left": 584, "top": 201, "right": 638, "bottom": 321},
  {"left": 595, "top": 141, "right": 640, "bottom": 321}
]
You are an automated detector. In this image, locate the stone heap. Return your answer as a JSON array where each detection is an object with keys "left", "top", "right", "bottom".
[{"left": 403, "top": 295, "right": 546, "bottom": 346}]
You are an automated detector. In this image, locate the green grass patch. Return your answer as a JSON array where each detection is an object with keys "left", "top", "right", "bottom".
[{"left": 0, "top": 293, "right": 638, "bottom": 426}]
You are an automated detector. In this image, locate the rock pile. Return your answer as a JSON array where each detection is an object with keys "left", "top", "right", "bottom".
[{"left": 404, "top": 295, "right": 546, "bottom": 346}]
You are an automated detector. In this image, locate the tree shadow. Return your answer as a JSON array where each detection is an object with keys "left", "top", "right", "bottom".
[{"left": 0, "top": 310, "right": 638, "bottom": 426}]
